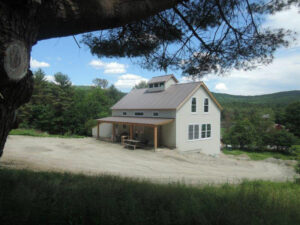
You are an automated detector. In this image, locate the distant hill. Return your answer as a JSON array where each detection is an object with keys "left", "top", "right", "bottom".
[{"left": 212, "top": 90, "right": 300, "bottom": 106}]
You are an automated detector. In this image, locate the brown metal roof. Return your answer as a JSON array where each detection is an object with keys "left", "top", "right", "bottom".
[
  {"left": 97, "top": 117, "right": 174, "bottom": 126},
  {"left": 148, "top": 74, "right": 178, "bottom": 84},
  {"left": 111, "top": 82, "right": 202, "bottom": 110}
]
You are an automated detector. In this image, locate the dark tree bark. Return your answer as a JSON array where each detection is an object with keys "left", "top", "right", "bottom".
[
  {"left": 0, "top": 0, "right": 182, "bottom": 155},
  {"left": 0, "top": 1, "right": 39, "bottom": 156}
]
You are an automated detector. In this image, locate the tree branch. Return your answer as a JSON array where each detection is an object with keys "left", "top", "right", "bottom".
[{"left": 173, "top": 7, "right": 212, "bottom": 52}]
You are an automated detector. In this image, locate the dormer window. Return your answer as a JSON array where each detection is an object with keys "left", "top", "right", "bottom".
[
  {"left": 204, "top": 98, "right": 209, "bottom": 112},
  {"left": 191, "top": 97, "right": 196, "bottom": 113}
]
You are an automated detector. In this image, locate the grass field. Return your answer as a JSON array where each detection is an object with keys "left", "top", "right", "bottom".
[
  {"left": 9, "top": 129, "right": 85, "bottom": 138},
  {"left": 223, "top": 145, "right": 300, "bottom": 161},
  {"left": 0, "top": 168, "right": 299, "bottom": 225}
]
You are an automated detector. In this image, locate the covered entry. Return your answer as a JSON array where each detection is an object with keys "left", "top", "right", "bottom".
[{"left": 96, "top": 117, "right": 174, "bottom": 149}]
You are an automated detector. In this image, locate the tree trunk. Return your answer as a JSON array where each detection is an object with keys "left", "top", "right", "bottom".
[{"left": 0, "top": 1, "right": 39, "bottom": 156}]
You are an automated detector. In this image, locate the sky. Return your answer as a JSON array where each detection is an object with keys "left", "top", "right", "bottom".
[{"left": 30, "top": 6, "right": 300, "bottom": 95}]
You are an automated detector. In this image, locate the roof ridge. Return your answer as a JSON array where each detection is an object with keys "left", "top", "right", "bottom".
[
  {"left": 174, "top": 81, "right": 202, "bottom": 85},
  {"left": 151, "top": 74, "right": 173, "bottom": 78}
]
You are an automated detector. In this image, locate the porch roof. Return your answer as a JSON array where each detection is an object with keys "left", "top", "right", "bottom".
[{"left": 97, "top": 116, "right": 174, "bottom": 127}]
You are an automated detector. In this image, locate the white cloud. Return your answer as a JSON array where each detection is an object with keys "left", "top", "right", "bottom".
[
  {"left": 45, "top": 75, "right": 55, "bottom": 83},
  {"left": 203, "top": 53, "right": 300, "bottom": 95},
  {"left": 264, "top": 6, "right": 300, "bottom": 46},
  {"left": 215, "top": 83, "right": 228, "bottom": 92},
  {"left": 115, "top": 74, "right": 148, "bottom": 89},
  {"left": 30, "top": 58, "right": 50, "bottom": 68},
  {"left": 180, "top": 76, "right": 207, "bottom": 83},
  {"left": 89, "top": 60, "right": 126, "bottom": 74}
]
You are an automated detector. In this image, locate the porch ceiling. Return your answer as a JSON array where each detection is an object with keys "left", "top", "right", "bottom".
[{"left": 97, "top": 116, "right": 174, "bottom": 127}]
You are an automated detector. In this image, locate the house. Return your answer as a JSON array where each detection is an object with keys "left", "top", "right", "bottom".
[{"left": 94, "top": 74, "right": 223, "bottom": 155}]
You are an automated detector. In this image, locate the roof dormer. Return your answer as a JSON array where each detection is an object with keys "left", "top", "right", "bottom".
[{"left": 147, "top": 74, "right": 178, "bottom": 92}]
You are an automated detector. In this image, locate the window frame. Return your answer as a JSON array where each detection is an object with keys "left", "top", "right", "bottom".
[
  {"left": 188, "top": 123, "right": 212, "bottom": 141},
  {"left": 191, "top": 97, "right": 197, "bottom": 113},
  {"left": 204, "top": 98, "right": 209, "bottom": 113},
  {"left": 134, "top": 111, "right": 144, "bottom": 116},
  {"left": 153, "top": 111, "right": 159, "bottom": 117},
  {"left": 154, "top": 83, "right": 159, "bottom": 88},
  {"left": 149, "top": 84, "right": 153, "bottom": 88},
  {"left": 122, "top": 112, "right": 127, "bottom": 116}
]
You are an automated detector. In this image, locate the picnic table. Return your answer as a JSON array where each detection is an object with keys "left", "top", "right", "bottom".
[{"left": 124, "top": 139, "right": 140, "bottom": 150}]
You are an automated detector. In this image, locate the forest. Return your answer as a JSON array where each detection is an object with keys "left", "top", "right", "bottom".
[{"left": 16, "top": 69, "right": 124, "bottom": 136}]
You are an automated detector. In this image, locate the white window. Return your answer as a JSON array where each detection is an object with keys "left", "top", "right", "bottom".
[
  {"left": 188, "top": 124, "right": 200, "bottom": 140},
  {"left": 153, "top": 112, "right": 159, "bottom": 117},
  {"left": 191, "top": 97, "right": 197, "bottom": 113},
  {"left": 204, "top": 98, "right": 209, "bottom": 112},
  {"left": 188, "top": 125, "right": 194, "bottom": 140},
  {"left": 122, "top": 112, "right": 127, "bottom": 116},
  {"left": 194, "top": 124, "right": 199, "bottom": 139},
  {"left": 201, "top": 124, "right": 211, "bottom": 138},
  {"left": 134, "top": 112, "right": 144, "bottom": 116}
]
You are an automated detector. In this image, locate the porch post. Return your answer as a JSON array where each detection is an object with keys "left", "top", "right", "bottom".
[
  {"left": 97, "top": 122, "right": 100, "bottom": 139},
  {"left": 112, "top": 123, "right": 115, "bottom": 142},
  {"left": 130, "top": 125, "right": 133, "bottom": 139},
  {"left": 154, "top": 126, "right": 158, "bottom": 150}
]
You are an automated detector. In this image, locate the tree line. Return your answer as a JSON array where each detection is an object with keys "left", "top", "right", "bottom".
[
  {"left": 222, "top": 102, "right": 300, "bottom": 153},
  {"left": 16, "top": 69, "right": 124, "bottom": 136}
]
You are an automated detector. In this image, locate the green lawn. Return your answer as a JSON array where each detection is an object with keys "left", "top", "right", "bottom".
[
  {"left": 0, "top": 168, "right": 299, "bottom": 225},
  {"left": 223, "top": 145, "right": 300, "bottom": 161},
  {"left": 9, "top": 129, "right": 85, "bottom": 138}
]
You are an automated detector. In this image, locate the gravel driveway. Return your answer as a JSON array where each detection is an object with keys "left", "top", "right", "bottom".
[{"left": 1, "top": 135, "right": 296, "bottom": 184}]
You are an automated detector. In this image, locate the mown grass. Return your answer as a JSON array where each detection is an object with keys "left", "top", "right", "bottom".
[
  {"left": 223, "top": 145, "right": 300, "bottom": 161},
  {"left": 0, "top": 168, "right": 299, "bottom": 225},
  {"left": 9, "top": 129, "right": 85, "bottom": 138}
]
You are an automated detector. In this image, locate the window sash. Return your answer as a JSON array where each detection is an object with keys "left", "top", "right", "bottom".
[
  {"left": 194, "top": 125, "right": 199, "bottom": 139},
  {"left": 191, "top": 97, "right": 197, "bottom": 112},
  {"left": 153, "top": 112, "right": 159, "bottom": 117},
  {"left": 134, "top": 112, "right": 144, "bottom": 116},
  {"left": 188, "top": 125, "right": 194, "bottom": 140},
  {"left": 204, "top": 98, "right": 209, "bottom": 112}
]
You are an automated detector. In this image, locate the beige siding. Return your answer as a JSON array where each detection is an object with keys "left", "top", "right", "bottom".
[
  {"left": 161, "top": 121, "right": 176, "bottom": 148},
  {"left": 176, "top": 86, "right": 221, "bottom": 155},
  {"left": 165, "top": 78, "right": 176, "bottom": 89},
  {"left": 112, "top": 109, "right": 176, "bottom": 118},
  {"left": 92, "top": 123, "right": 112, "bottom": 138}
]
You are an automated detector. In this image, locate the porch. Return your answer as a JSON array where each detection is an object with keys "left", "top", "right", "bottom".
[{"left": 96, "top": 117, "right": 175, "bottom": 150}]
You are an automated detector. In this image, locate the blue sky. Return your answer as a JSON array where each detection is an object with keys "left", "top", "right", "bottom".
[{"left": 30, "top": 6, "right": 300, "bottom": 95}]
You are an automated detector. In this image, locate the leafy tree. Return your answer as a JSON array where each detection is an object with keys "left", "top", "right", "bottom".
[
  {"left": 134, "top": 81, "right": 148, "bottom": 89},
  {"left": 33, "top": 69, "right": 47, "bottom": 84},
  {"left": 285, "top": 102, "right": 300, "bottom": 137},
  {"left": 93, "top": 78, "right": 109, "bottom": 89},
  {"left": 223, "top": 119, "right": 257, "bottom": 150},
  {"left": 266, "top": 129, "right": 296, "bottom": 152},
  {"left": 54, "top": 73, "right": 72, "bottom": 88}
]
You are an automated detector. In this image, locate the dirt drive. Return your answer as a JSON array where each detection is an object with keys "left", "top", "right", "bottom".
[{"left": 1, "top": 136, "right": 296, "bottom": 184}]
